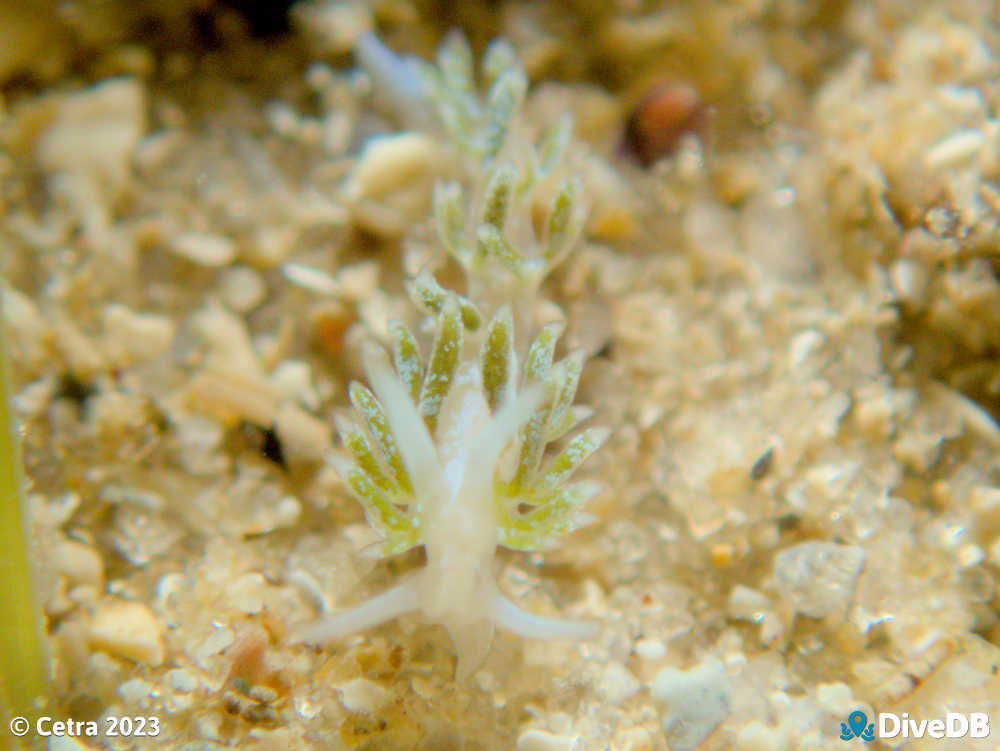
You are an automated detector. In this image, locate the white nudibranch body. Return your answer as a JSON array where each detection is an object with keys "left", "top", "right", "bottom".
[{"left": 298, "top": 31, "right": 603, "bottom": 679}]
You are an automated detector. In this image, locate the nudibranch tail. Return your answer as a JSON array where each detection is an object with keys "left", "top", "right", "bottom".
[{"left": 450, "top": 618, "right": 496, "bottom": 682}]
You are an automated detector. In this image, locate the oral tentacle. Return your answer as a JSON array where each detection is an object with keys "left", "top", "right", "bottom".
[
  {"left": 490, "top": 592, "right": 599, "bottom": 641},
  {"left": 295, "top": 580, "right": 420, "bottom": 645}
]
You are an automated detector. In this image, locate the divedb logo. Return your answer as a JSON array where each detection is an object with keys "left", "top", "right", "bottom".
[
  {"left": 840, "top": 710, "right": 991, "bottom": 741},
  {"left": 879, "top": 712, "right": 990, "bottom": 740}
]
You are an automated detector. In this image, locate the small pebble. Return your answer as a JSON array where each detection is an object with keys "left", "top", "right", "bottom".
[
  {"left": 774, "top": 542, "right": 865, "bottom": 620},
  {"left": 219, "top": 266, "right": 266, "bottom": 313},
  {"left": 171, "top": 231, "right": 236, "bottom": 267},
  {"left": 295, "top": 0, "right": 373, "bottom": 55},
  {"left": 250, "top": 226, "right": 296, "bottom": 267},
  {"left": 283, "top": 263, "right": 340, "bottom": 295},
  {"left": 270, "top": 360, "right": 320, "bottom": 410},
  {"left": 265, "top": 101, "right": 299, "bottom": 138},
  {"left": 89, "top": 599, "right": 164, "bottom": 666},
  {"left": 651, "top": 658, "right": 731, "bottom": 751},
  {"left": 308, "top": 300, "right": 354, "bottom": 355},
  {"left": 165, "top": 668, "right": 199, "bottom": 694},
  {"left": 52, "top": 315, "right": 105, "bottom": 379},
  {"left": 336, "top": 678, "right": 391, "bottom": 713},
  {"left": 118, "top": 678, "right": 155, "bottom": 706},
  {"left": 924, "top": 128, "right": 985, "bottom": 170},
  {"left": 335, "top": 261, "right": 378, "bottom": 302},
  {"left": 728, "top": 585, "right": 770, "bottom": 623},
  {"left": 889, "top": 258, "right": 929, "bottom": 308},
  {"left": 969, "top": 486, "right": 1000, "bottom": 539},
  {"left": 227, "top": 572, "right": 268, "bottom": 615},
  {"left": 635, "top": 638, "right": 667, "bottom": 661},
  {"left": 37, "top": 77, "right": 145, "bottom": 192},
  {"left": 182, "top": 370, "right": 279, "bottom": 427},
  {"left": 51, "top": 538, "right": 104, "bottom": 589},
  {"left": 759, "top": 612, "right": 785, "bottom": 647},
  {"left": 48, "top": 736, "right": 94, "bottom": 751},
  {"left": 596, "top": 661, "right": 641, "bottom": 704},
  {"left": 248, "top": 685, "right": 278, "bottom": 704},
  {"left": 516, "top": 728, "right": 579, "bottom": 751},
  {"left": 348, "top": 132, "right": 436, "bottom": 199},
  {"left": 274, "top": 402, "right": 331, "bottom": 462},
  {"left": 816, "top": 682, "right": 855, "bottom": 714},
  {"left": 101, "top": 304, "right": 175, "bottom": 365},
  {"left": 734, "top": 721, "right": 787, "bottom": 751},
  {"left": 787, "top": 330, "right": 824, "bottom": 369},
  {"left": 623, "top": 82, "right": 704, "bottom": 167},
  {"left": 613, "top": 726, "right": 653, "bottom": 751},
  {"left": 957, "top": 543, "right": 984, "bottom": 567},
  {"left": 225, "top": 626, "right": 272, "bottom": 687},
  {"left": 194, "top": 623, "right": 235, "bottom": 663},
  {"left": 191, "top": 304, "right": 267, "bottom": 378},
  {"left": 322, "top": 111, "right": 352, "bottom": 156},
  {"left": 100, "top": 484, "right": 165, "bottom": 511}
]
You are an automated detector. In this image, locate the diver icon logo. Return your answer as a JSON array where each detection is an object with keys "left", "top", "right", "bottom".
[{"left": 840, "top": 710, "right": 875, "bottom": 742}]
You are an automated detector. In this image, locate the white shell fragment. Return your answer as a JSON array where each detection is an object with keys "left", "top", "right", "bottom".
[
  {"left": 165, "top": 668, "right": 199, "bottom": 694},
  {"left": 516, "top": 729, "right": 580, "bottom": 751},
  {"left": 271, "top": 360, "right": 321, "bottom": 410},
  {"left": 335, "top": 678, "right": 391, "bottom": 713},
  {"left": 274, "top": 402, "right": 332, "bottom": 462},
  {"left": 282, "top": 261, "right": 378, "bottom": 301},
  {"left": 595, "top": 661, "right": 641, "bottom": 704},
  {"left": 295, "top": 1, "right": 373, "bottom": 55},
  {"left": 48, "top": 735, "right": 93, "bottom": 751},
  {"left": 283, "top": 262, "right": 341, "bottom": 296},
  {"left": 226, "top": 573, "right": 268, "bottom": 615},
  {"left": 193, "top": 623, "right": 235, "bottom": 664},
  {"left": 651, "top": 658, "right": 731, "bottom": 751},
  {"left": 51, "top": 313, "right": 106, "bottom": 379},
  {"left": 728, "top": 585, "right": 771, "bottom": 623},
  {"left": 191, "top": 305, "right": 265, "bottom": 378},
  {"left": 635, "top": 638, "right": 667, "bottom": 661},
  {"left": 924, "top": 128, "right": 985, "bottom": 171},
  {"left": 347, "top": 132, "right": 437, "bottom": 199},
  {"left": 51, "top": 538, "right": 104, "bottom": 590},
  {"left": 171, "top": 231, "right": 237, "bottom": 267},
  {"left": 219, "top": 266, "right": 266, "bottom": 312},
  {"left": 182, "top": 370, "right": 279, "bottom": 427},
  {"left": 37, "top": 77, "right": 145, "bottom": 193},
  {"left": 101, "top": 304, "right": 175, "bottom": 366},
  {"left": 773, "top": 542, "right": 865, "bottom": 620}
]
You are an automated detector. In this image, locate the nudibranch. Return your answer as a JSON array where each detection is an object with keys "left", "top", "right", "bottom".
[
  {"left": 299, "top": 30, "right": 603, "bottom": 679},
  {"left": 298, "top": 297, "right": 607, "bottom": 679}
]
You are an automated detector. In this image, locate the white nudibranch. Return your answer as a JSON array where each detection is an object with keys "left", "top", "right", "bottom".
[
  {"left": 298, "top": 31, "right": 604, "bottom": 679},
  {"left": 299, "top": 300, "right": 607, "bottom": 678}
]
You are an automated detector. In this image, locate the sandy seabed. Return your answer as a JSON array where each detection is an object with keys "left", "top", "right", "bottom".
[{"left": 3, "top": 1, "right": 1000, "bottom": 749}]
